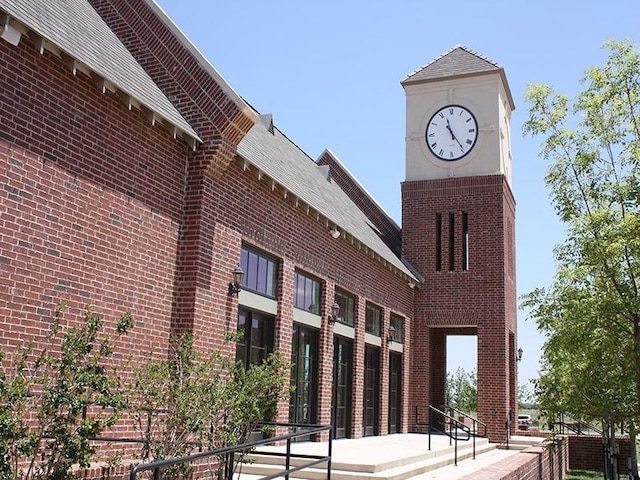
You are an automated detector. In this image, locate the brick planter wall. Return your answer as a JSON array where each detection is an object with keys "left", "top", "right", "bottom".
[
  {"left": 568, "top": 435, "right": 632, "bottom": 474},
  {"left": 459, "top": 440, "right": 568, "bottom": 480}
]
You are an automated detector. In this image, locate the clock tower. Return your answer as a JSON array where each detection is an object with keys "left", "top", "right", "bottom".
[{"left": 401, "top": 46, "right": 517, "bottom": 442}]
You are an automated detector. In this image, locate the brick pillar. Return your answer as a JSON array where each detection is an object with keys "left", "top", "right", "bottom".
[
  {"left": 351, "top": 296, "right": 366, "bottom": 438},
  {"left": 409, "top": 318, "right": 431, "bottom": 433},
  {"left": 430, "top": 329, "right": 447, "bottom": 409},
  {"left": 316, "top": 280, "right": 336, "bottom": 440},
  {"left": 274, "top": 258, "right": 295, "bottom": 426},
  {"left": 477, "top": 321, "right": 510, "bottom": 442}
]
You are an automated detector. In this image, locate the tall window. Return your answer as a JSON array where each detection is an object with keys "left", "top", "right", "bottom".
[
  {"left": 334, "top": 288, "right": 355, "bottom": 326},
  {"left": 294, "top": 270, "right": 321, "bottom": 315},
  {"left": 449, "top": 212, "right": 455, "bottom": 271},
  {"left": 435, "top": 213, "right": 442, "bottom": 272},
  {"left": 365, "top": 302, "right": 382, "bottom": 336},
  {"left": 389, "top": 313, "right": 404, "bottom": 343},
  {"left": 462, "top": 212, "right": 469, "bottom": 271},
  {"left": 240, "top": 245, "right": 278, "bottom": 298}
]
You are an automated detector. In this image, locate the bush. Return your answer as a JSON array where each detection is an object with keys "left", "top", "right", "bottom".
[
  {"left": 0, "top": 302, "right": 134, "bottom": 480},
  {"left": 129, "top": 333, "right": 291, "bottom": 479}
]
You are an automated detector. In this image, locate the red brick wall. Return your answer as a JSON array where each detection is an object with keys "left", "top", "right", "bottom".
[
  {"left": 88, "top": 0, "right": 257, "bottom": 355},
  {"left": 0, "top": 35, "right": 186, "bottom": 362},
  {"left": 568, "top": 435, "right": 631, "bottom": 473},
  {"left": 222, "top": 156, "right": 415, "bottom": 435},
  {"left": 2, "top": 1, "right": 416, "bottom": 450},
  {"left": 458, "top": 441, "right": 569, "bottom": 480},
  {"left": 402, "top": 175, "right": 517, "bottom": 441}
]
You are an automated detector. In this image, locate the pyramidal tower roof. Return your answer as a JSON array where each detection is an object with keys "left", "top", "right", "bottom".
[{"left": 402, "top": 45, "right": 514, "bottom": 109}]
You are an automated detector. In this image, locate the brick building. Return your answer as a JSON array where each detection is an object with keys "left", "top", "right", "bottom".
[{"left": 0, "top": 0, "right": 517, "bottom": 444}]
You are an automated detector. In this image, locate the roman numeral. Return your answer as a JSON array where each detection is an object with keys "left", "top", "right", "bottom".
[
  {"left": 438, "top": 112, "right": 444, "bottom": 118},
  {"left": 466, "top": 139, "right": 473, "bottom": 145},
  {"left": 431, "top": 142, "right": 437, "bottom": 149},
  {"left": 439, "top": 148, "right": 444, "bottom": 156},
  {"left": 449, "top": 108, "right": 454, "bottom": 114}
]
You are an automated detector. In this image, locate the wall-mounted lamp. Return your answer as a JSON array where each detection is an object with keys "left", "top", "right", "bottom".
[
  {"left": 516, "top": 347, "right": 523, "bottom": 362},
  {"left": 228, "top": 265, "right": 244, "bottom": 297},
  {"left": 329, "top": 227, "right": 341, "bottom": 239},
  {"left": 328, "top": 302, "right": 340, "bottom": 323},
  {"left": 387, "top": 325, "right": 396, "bottom": 345}
]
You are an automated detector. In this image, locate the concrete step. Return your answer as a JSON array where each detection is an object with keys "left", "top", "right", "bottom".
[
  {"left": 234, "top": 437, "right": 502, "bottom": 480},
  {"left": 496, "top": 435, "right": 545, "bottom": 451}
]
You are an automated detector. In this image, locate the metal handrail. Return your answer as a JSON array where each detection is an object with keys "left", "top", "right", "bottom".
[
  {"left": 415, "top": 405, "right": 471, "bottom": 465},
  {"left": 556, "top": 413, "right": 603, "bottom": 435},
  {"left": 129, "top": 422, "right": 333, "bottom": 480},
  {"left": 446, "top": 405, "right": 487, "bottom": 438}
]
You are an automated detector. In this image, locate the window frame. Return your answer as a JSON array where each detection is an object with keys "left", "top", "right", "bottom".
[
  {"left": 365, "top": 302, "right": 382, "bottom": 336},
  {"left": 334, "top": 288, "right": 355, "bottom": 326},
  {"left": 294, "top": 270, "right": 322, "bottom": 315},
  {"left": 389, "top": 313, "right": 404, "bottom": 344},
  {"left": 240, "top": 244, "right": 278, "bottom": 299}
]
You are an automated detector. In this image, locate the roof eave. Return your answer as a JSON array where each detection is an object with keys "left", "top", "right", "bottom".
[
  {"left": 0, "top": 10, "right": 203, "bottom": 148},
  {"left": 401, "top": 68, "right": 515, "bottom": 111}
]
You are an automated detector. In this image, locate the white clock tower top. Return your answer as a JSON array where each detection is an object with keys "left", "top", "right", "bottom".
[{"left": 402, "top": 46, "right": 515, "bottom": 185}]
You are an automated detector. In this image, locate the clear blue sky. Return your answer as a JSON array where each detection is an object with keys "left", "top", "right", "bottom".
[{"left": 155, "top": 0, "right": 639, "bottom": 386}]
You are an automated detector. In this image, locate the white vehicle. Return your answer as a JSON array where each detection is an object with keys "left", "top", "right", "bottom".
[{"left": 518, "top": 414, "right": 532, "bottom": 429}]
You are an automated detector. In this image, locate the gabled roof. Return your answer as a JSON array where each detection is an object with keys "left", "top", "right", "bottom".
[
  {"left": 237, "top": 119, "right": 419, "bottom": 282},
  {"left": 0, "top": 0, "right": 201, "bottom": 145}
]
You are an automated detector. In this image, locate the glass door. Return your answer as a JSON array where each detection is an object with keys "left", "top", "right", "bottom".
[
  {"left": 236, "top": 309, "right": 274, "bottom": 442},
  {"left": 332, "top": 337, "right": 353, "bottom": 439},
  {"left": 363, "top": 346, "right": 380, "bottom": 436},
  {"left": 388, "top": 352, "right": 402, "bottom": 434},
  {"left": 289, "top": 324, "right": 319, "bottom": 435}
]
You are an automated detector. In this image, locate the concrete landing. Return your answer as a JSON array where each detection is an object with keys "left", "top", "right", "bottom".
[{"left": 234, "top": 434, "right": 544, "bottom": 480}]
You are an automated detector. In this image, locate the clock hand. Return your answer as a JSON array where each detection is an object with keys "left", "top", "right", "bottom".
[
  {"left": 445, "top": 119, "right": 456, "bottom": 140},
  {"left": 446, "top": 119, "right": 465, "bottom": 150}
]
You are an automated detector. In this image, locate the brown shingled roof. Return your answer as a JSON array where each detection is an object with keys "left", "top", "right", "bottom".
[{"left": 402, "top": 45, "right": 502, "bottom": 85}]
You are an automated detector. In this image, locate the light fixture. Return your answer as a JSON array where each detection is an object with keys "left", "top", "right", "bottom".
[
  {"left": 387, "top": 325, "right": 396, "bottom": 345},
  {"left": 228, "top": 265, "right": 244, "bottom": 297},
  {"left": 328, "top": 302, "right": 340, "bottom": 323},
  {"left": 329, "top": 227, "right": 340, "bottom": 239},
  {"left": 0, "top": 23, "right": 21, "bottom": 47},
  {"left": 517, "top": 347, "right": 523, "bottom": 362}
]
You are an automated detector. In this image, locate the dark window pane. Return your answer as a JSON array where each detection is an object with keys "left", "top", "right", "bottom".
[
  {"left": 240, "top": 245, "right": 278, "bottom": 298},
  {"left": 365, "top": 303, "right": 382, "bottom": 336},
  {"left": 335, "top": 289, "right": 355, "bottom": 326},
  {"left": 390, "top": 313, "right": 404, "bottom": 343},
  {"left": 294, "top": 271, "right": 321, "bottom": 314}
]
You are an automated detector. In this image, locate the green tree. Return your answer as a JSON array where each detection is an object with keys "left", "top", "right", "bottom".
[
  {"left": 518, "top": 382, "right": 537, "bottom": 409},
  {"left": 0, "top": 302, "right": 134, "bottom": 480},
  {"left": 522, "top": 38, "right": 640, "bottom": 478},
  {"left": 446, "top": 367, "right": 477, "bottom": 414}
]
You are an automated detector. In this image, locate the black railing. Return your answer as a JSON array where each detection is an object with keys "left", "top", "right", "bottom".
[
  {"left": 415, "top": 405, "right": 472, "bottom": 466},
  {"left": 446, "top": 405, "right": 487, "bottom": 438},
  {"left": 555, "top": 413, "right": 602, "bottom": 435},
  {"left": 129, "top": 422, "right": 333, "bottom": 480}
]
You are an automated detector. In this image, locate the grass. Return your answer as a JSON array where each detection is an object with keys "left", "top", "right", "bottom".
[{"left": 565, "top": 471, "right": 603, "bottom": 480}]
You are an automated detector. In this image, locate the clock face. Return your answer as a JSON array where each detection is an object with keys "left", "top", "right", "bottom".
[{"left": 426, "top": 105, "right": 478, "bottom": 161}]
